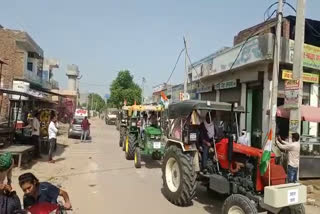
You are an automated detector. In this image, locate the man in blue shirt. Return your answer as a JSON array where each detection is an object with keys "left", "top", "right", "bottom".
[{"left": 18, "top": 172, "right": 72, "bottom": 210}]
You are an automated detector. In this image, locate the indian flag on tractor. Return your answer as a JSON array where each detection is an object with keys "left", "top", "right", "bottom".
[{"left": 260, "top": 129, "right": 272, "bottom": 175}]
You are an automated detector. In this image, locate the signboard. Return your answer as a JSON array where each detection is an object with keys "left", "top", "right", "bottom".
[
  {"left": 215, "top": 80, "right": 237, "bottom": 90},
  {"left": 284, "top": 90, "right": 299, "bottom": 108},
  {"left": 208, "top": 34, "right": 273, "bottom": 76},
  {"left": 197, "top": 85, "right": 212, "bottom": 93},
  {"left": 12, "top": 80, "right": 30, "bottom": 100},
  {"left": 282, "top": 70, "right": 319, "bottom": 84},
  {"left": 289, "top": 40, "right": 320, "bottom": 70},
  {"left": 153, "top": 84, "right": 167, "bottom": 93},
  {"left": 75, "top": 108, "right": 88, "bottom": 117},
  {"left": 285, "top": 80, "right": 300, "bottom": 90},
  {"left": 289, "top": 120, "right": 299, "bottom": 133}
]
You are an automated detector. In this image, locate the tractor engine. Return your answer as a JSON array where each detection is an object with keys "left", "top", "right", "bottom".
[{"left": 229, "top": 161, "right": 255, "bottom": 194}]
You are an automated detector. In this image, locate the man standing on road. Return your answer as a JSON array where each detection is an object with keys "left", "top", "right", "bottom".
[
  {"left": 276, "top": 133, "right": 300, "bottom": 183},
  {"left": 81, "top": 116, "right": 90, "bottom": 142},
  {"left": 48, "top": 115, "right": 58, "bottom": 163},
  {"left": 32, "top": 111, "right": 41, "bottom": 158}
]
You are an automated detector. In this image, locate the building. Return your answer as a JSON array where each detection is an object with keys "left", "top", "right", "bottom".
[
  {"left": 0, "top": 27, "right": 58, "bottom": 120},
  {"left": 188, "top": 16, "right": 320, "bottom": 148}
]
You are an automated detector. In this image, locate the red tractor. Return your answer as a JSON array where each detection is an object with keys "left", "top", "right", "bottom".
[{"left": 162, "top": 100, "right": 306, "bottom": 214}]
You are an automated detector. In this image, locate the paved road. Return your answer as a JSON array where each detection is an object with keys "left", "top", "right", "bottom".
[
  {"left": 64, "top": 118, "right": 223, "bottom": 214},
  {"left": 13, "top": 118, "right": 319, "bottom": 213}
]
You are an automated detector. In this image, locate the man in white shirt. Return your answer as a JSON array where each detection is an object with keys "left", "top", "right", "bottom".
[
  {"left": 276, "top": 133, "right": 300, "bottom": 183},
  {"left": 238, "top": 129, "right": 250, "bottom": 146},
  {"left": 48, "top": 115, "right": 58, "bottom": 163},
  {"left": 32, "top": 112, "right": 41, "bottom": 158}
]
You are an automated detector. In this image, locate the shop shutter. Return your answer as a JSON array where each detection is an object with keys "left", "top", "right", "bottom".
[
  {"left": 201, "top": 91, "right": 216, "bottom": 101},
  {"left": 220, "top": 86, "right": 241, "bottom": 103}
]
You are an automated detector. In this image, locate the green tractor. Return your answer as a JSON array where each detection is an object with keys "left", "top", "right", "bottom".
[
  {"left": 133, "top": 105, "right": 165, "bottom": 168},
  {"left": 124, "top": 105, "right": 144, "bottom": 160},
  {"left": 119, "top": 106, "right": 130, "bottom": 149}
]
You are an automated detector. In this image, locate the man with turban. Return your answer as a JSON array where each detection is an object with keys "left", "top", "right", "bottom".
[
  {"left": 0, "top": 153, "right": 22, "bottom": 213},
  {"left": 0, "top": 152, "right": 14, "bottom": 188}
]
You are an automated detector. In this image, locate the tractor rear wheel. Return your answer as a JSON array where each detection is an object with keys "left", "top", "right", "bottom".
[
  {"left": 222, "top": 194, "right": 258, "bottom": 214},
  {"left": 134, "top": 147, "right": 141, "bottom": 168},
  {"left": 277, "top": 204, "right": 305, "bottom": 214},
  {"left": 162, "top": 145, "right": 197, "bottom": 206},
  {"left": 125, "top": 133, "right": 135, "bottom": 160},
  {"left": 122, "top": 135, "right": 126, "bottom": 151}
]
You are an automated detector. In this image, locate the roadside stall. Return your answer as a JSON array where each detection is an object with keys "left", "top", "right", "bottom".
[
  {"left": 277, "top": 105, "right": 320, "bottom": 178},
  {"left": 0, "top": 88, "right": 35, "bottom": 167}
]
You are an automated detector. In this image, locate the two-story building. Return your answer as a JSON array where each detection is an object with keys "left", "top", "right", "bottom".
[
  {"left": 0, "top": 27, "right": 57, "bottom": 120},
  {"left": 188, "top": 16, "right": 320, "bottom": 149}
]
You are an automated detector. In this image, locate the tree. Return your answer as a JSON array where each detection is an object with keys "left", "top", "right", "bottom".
[
  {"left": 109, "top": 70, "right": 142, "bottom": 108},
  {"left": 87, "top": 93, "right": 106, "bottom": 113}
]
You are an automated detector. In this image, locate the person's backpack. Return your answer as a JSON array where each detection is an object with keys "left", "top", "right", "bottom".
[{"left": 0, "top": 191, "right": 22, "bottom": 214}]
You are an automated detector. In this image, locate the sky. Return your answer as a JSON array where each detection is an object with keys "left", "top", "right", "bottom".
[{"left": 1, "top": 0, "right": 320, "bottom": 97}]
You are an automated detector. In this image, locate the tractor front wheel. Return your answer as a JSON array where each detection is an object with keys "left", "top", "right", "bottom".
[
  {"left": 134, "top": 147, "right": 141, "bottom": 168},
  {"left": 125, "top": 133, "right": 136, "bottom": 160},
  {"left": 162, "top": 145, "right": 197, "bottom": 206},
  {"left": 119, "top": 128, "right": 125, "bottom": 147},
  {"left": 222, "top": 194, "right": 258, "bottom": 214}
]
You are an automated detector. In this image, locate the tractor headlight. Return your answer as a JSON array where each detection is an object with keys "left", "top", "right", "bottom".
[
  {"left": 150, "top": 135, "right": 155, "bottom": 139},
  {"left": 155, "top": 136, "right": 160, "bottom": 140}
]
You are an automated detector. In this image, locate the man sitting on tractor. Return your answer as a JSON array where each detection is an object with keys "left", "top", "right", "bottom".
[
  {"left": 149, "top": 111, "right": 158, "bottom": 127},
  {"left": 199, "top": 111, "right": 217, "bottom": 172}
]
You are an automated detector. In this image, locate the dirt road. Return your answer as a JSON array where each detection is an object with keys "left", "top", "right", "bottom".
[{"left": 11, "top": 118, "right": 319, "bottom": 213}]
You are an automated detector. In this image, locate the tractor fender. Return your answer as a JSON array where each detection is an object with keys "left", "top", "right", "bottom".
[{"left": 165, "top": 139, "right": 200, "bottom": 172}]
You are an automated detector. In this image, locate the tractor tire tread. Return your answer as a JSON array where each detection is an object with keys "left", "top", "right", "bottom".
[
  {"left": 125, "top": 133, "right": 136, "bottom": 160},
  {"left": 222, "top": 194, "right": 258, "bottom": 214},
  {"left": 162, "top": 145, "right": 197, "bottom": 207}
]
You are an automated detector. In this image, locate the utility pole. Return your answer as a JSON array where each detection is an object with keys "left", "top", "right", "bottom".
[
  {"left": 183, "top": 37, "right": 188, "bottom": 99},
  {"left": 289, "top": 0, "right": 306, "bottom": 136},
  {"left": 269, "top": 0, "right": 283, "bottom": 150}
]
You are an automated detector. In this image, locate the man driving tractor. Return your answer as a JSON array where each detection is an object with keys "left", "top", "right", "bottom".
[{"left": 199, "top": 111, "right": 217, "bottom": 172}]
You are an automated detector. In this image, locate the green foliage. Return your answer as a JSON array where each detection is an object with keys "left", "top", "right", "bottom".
[
  {"left": 109, "top": 70, "right": 142, "bottom": 108},
  {"left": 88, "top": 93, "right": 106, "bottom": 112}
]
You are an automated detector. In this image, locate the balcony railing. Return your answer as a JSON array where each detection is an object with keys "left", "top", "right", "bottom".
[{"left": 24, "top": 70, "right": 57, "bottom": 89}]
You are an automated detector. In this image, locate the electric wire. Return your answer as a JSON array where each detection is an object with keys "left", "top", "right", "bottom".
[{"left": 166, "top": 48, "right": 186, "bottom": 84}]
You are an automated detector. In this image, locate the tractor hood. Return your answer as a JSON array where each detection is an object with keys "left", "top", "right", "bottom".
[{"left": 145, "top": 126, "right": 162, "bottom": 135}]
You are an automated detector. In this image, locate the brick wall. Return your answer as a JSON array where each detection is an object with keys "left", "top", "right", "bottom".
[
  {"left": 0, "top": 29, "right": 25, "bottom": 120},
  {"left": 233, "top": 17, "right": 293, "bottom": 46}
]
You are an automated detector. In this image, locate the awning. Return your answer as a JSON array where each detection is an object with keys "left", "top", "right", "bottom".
[{"left": 277, "top": 105, "right": 320, "bottom": 122}]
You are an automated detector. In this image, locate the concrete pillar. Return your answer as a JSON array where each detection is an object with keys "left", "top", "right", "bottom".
[
  {"left": 240, "top": 83, "right": 246, "bottom": 131},
  {"left": 216, "top": 90, "right": 220, "bottom": 102},
  {"left": 310, "top": 84, "right": 319, "bottom": 136},
  {"left": 262, "top": 69, "right": 271, "bottom": 147}
]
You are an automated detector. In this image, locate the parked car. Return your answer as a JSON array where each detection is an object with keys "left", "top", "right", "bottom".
[{"left": 68, "top": 116, "right": 90, "bottom": 139}]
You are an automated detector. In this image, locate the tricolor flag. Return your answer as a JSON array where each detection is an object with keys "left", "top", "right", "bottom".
[
  {"left": 160, "top": 91, "right": 168, "bottom": 101},
  {"left": 259, "top": 129, "right": 272, "bottom": 175}
]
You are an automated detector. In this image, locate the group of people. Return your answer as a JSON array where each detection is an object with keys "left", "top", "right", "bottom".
[
  {"left": 0, "top": 153, "right": 71, "bottom": 213},
  {"left": 31, "top": 113, "right": 59, "bottom": 163},
  {"left": 199, "top": 111, "right": 300, "bottom": 183}
]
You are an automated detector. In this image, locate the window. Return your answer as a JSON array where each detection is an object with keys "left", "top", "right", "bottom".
[{"left": 27, "top": 62, "right": 33, "bottom": 71}]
